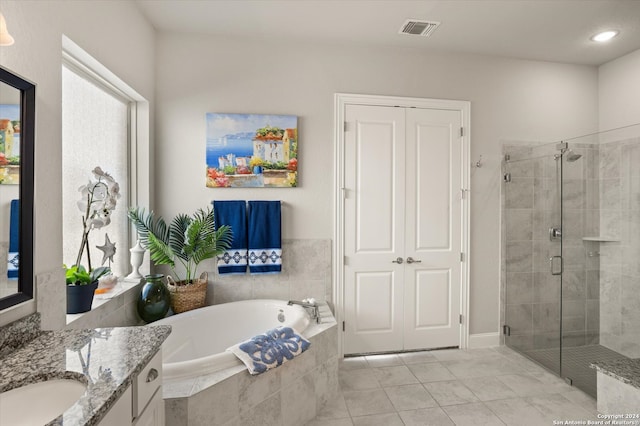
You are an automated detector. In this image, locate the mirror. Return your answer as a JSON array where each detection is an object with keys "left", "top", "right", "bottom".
[{"left": 0, "top": 66, "right": 34, "bottom": 310}]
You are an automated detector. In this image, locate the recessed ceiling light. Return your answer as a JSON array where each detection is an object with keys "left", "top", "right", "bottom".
[{"left": 591, "top": 30, "right": 619, "bottom": 42}]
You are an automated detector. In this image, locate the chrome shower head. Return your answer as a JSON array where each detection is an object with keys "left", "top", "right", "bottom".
[{"left": 566, "top": 150, "right": 582, "bottom": 162}]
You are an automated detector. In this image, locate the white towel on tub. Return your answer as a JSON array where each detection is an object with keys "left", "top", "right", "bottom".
[{"left": 227, "top": 326, "right": 310, "bottom": 375}]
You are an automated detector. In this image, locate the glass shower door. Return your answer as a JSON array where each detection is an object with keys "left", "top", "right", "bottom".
[{"left": 504, "top": 143, "right": 563, "bottom": 376}]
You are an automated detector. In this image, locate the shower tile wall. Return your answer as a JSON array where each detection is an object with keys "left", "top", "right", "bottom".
[
  {"left": 501, "top": 143, "right": 600, "bottom": 351},
  {"left": 563, "top": 144, "right": 600, "bottom": 348},
  {"left": 597, "top": 137, "right": 640, "bottom": 358},
  {"left": 206, "top": 239, "right": 332, "bottom": 306}
]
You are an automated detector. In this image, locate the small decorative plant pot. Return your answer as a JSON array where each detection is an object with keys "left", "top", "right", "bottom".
[
  {"left": 137, "top": 274, "right": 171, "bottom": 323},
  {"left": 66, "top": 281, "right": 98, "bottom": 314}
]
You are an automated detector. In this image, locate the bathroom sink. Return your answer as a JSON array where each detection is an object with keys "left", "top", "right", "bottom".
[{"left": 0, "top": 379, "right": 87, "bottom": 425}]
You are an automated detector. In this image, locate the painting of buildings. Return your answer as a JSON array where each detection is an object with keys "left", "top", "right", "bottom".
[
  {"left": 206, "top": 113, "right": 298, "bottom": 188},
  {"left": 0, "top": 104, "right": 20, "bottom": 185}
]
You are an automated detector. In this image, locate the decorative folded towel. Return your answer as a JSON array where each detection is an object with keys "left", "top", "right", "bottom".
[
  {"left": 7, "top": 199, "right": 19, "bottom": 279},
  {"left": 247, "top": 201, "right": 282, "bottom": 274},
  {"left": 213, "top": 200, "right": 248, "bottom": 274},
  {"left": 228, "top": 326, "right": 310, "bottom": 375}
]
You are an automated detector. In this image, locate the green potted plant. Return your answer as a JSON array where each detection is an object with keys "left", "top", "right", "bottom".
[
  {"left": 66, "top": 167, "right": 119, "bottom": 313},
  {"left": 127, "top": 206, "right": 232, "bottom": 313}
]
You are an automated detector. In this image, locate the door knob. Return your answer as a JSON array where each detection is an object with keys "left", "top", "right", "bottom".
[
  {"left": 392, "top": 257, "right": 404, "bottom": 264},
  {"left": 406, "top": 257, "right": 422, "bottom": 264}
]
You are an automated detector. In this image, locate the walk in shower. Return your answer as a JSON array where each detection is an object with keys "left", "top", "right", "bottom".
[{"left": 502, "top": 123, "right": 640, "bottom": 398}]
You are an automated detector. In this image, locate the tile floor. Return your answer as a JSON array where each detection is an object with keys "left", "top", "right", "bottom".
[{"left": 306, "top": 346, "right": 599, "bottom": 426}]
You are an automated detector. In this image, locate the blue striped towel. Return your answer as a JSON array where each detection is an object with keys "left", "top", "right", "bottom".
[
  {"left": 247, "top": 201, "right": 281, "bottom": 274},
  {"left": 7, "top": 199, "right": 19, "bottom": 279},
  {"left": 213, "top": 200, "right": 248, "bottom": 274}
]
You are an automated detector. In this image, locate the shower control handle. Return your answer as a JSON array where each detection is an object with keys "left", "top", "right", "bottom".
[
  {"left": 392, "top": 257, "right": 404, "bottom": 264},
  {"left": 549, "top": 227, "right": 562, "bottom": 241},
  {"left": 406, "top": 257, "right": 422, "bottom": 264}
]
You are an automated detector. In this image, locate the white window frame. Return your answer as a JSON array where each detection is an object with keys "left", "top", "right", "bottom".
[{"left": 62, "top": 35, "right": 151, "bottom": 278}]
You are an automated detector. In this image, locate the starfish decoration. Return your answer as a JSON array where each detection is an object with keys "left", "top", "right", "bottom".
[{"left": 96, "top": 234, "right": 116, "bottom": 266}]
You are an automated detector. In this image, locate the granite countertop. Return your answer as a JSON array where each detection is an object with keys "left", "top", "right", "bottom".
[
  {"left": 0, "top": 325, "right": 171, "bottom": 426},
  {"left": 591, "top": 358, "right": 640, "bottom": 390}
]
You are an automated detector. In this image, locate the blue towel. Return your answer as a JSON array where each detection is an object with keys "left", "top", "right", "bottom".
[
  {"left": 248, "top": 201, "right": 282, "bottom": 274},
  {"left": 213, "top": 200, "right": 248, "bottom": 274},
  {"left": 8, "top": 199, "right": 19, "bottom": 279},
  {"left": 227, "top": 326, "right": 310, "bottom": 375}
]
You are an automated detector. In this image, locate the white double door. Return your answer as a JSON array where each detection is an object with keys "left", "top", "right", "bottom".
[{"left": 343, "top": 103, "right": 463, "bottom": 354}]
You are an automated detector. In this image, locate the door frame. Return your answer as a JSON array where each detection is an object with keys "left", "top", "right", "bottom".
[{"left": 333, "top": 93, "right": 471, "bottom": 356}]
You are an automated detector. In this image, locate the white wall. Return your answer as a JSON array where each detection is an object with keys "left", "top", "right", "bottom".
[
  {"left": 155, "top": 34, "right": 599, "bottom": 334},
  {"left": 0, "top": 0, "right": 155, "bottom": 328},
  {"left": 599, "top": 48, "right": 640, "bottom": 130}
]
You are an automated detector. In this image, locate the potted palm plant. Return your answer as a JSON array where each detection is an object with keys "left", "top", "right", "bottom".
[{"left": 128, "top": 207, "right": 232, "bottom": 313}]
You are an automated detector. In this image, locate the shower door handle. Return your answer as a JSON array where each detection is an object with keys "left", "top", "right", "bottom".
[{"left": 549, "top": 256, "right": 563, "bottom": 276}]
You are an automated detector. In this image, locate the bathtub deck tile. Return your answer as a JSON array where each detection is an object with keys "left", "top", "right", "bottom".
[
  {"left": 188, "top": 374, "right": 240, "bottom": 425},
  {"left": 238, "top": 368, "right": 282, "bottom": 411},
  {"left": 282, "top": 372, "right": 318, "bottom": 426},
  {"left": 239, "top": 392, "right": 282, "bottom": 426},
  {"left": 280, "top": 344, "right": 318, "bottom": 386},
  {"left": 163, "top": 301, "right": 339, "bottom": 426},
  {"left": 165, "top": 398, "right": 188, "bottom": 426},
  {"left": 163, "top": 378, "right": 197, "bottom": 400},
  {"left": 191, "top": 365, "right": 245, "bottom": 396},
  {"left": 314, "top": 356, "right": 340, "bottom": 412},
  {"left": 314, "top": 325, "right": 339, "bottom": 366}
]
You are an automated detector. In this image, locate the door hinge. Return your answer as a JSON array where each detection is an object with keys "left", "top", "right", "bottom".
[
  {"left": 342, "top": 321, "right": 345, "bottom": 332},
  {"left": 460, "top": 252, "right": 465, "bottom": 262},
  {"left": 344, "top": 122, "right": 348, "bottom": 132},
  {"left": 460, "top": 127, "right": 464, "bottom": 137},
  {"left": 502, "top": 325, "right": 511, "bottom": 336},
  {"left": 459, "top": 314, "right": 463, "bottom": 324}
]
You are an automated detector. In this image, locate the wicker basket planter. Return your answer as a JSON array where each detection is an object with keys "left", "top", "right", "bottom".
[{"left": 167, "top": 272, "right": 208, "bottom": 313}]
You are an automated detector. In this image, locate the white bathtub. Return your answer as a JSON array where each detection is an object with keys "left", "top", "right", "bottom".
[{"left": 154, "top": 299, "right": 311, "bottom": 381}]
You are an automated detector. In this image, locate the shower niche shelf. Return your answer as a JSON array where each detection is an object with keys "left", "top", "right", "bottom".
[{"left": 582, "top": 237, "right": 621, "bottom": 242}]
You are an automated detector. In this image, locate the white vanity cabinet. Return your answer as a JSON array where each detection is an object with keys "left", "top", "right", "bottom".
[
  {"left": 133, "top": 350, "right": 164, "bottom": 425},
  {"left": 99, "top": 350, "right": 164, "bottom": 426}
]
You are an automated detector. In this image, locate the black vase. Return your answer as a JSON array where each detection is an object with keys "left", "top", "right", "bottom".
[
  {"left": 67, "top": 280, "right": 99, "bottom": 314},
  {"left": 137, "top": 274, "right": 171, "bottom": 323}
]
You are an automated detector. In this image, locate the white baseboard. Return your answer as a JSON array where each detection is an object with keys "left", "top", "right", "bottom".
[{"left": 469, "top": 332, "right": 500, "bottom": 348}]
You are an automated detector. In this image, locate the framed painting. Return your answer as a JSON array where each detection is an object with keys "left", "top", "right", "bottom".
[
  {"left": 206, "top": 113, "right": 298, "bottom": 188},
  {"left": 0, "top": 104, "right": 20, "bottom": 185}
]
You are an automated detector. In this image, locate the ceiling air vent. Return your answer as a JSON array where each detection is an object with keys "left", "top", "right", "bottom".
[{"left": 399, "top": 19, "right": 441, "bottom": 37}]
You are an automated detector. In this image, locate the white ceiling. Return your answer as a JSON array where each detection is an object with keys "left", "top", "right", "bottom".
[{"left": 135, "top": 0, "right": 640, "bottom": 66}]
